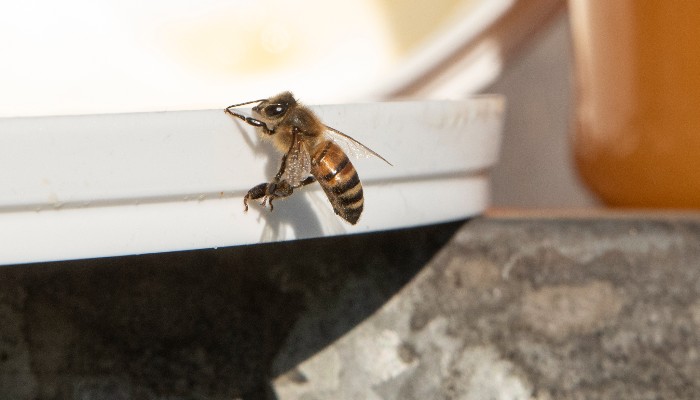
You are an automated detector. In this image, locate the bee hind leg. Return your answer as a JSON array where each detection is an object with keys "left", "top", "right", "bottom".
[
  {"left": 267, "top": 177, "right": 315, "bottom": 210},
  {"left": 298, "top": 176, "right": 316, "bottom": 187},
  {"left": 244, "top": 183, "right": 268, "bottom": 212},
  {"left": 265, "top": 180, "right": 294, "bottom": 211},
  {"left": 244, "top": 179, "right": 295, "bottom": 212}
]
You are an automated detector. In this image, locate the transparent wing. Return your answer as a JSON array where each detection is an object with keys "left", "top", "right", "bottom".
[
  {"left": 324, "top": 125, "right": 392, "bottom": 166},
  {"left": 281, "top": 133, "right": 312, "bottom": 187}
]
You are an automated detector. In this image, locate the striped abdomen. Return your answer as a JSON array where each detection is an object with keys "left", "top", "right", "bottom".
[{"left": 311, "top": 141, "right": 363, "bottom": 224}]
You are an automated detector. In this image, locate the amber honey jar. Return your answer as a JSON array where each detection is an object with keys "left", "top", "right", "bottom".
[{"left": 569, "top": 1, "right": 700, "bottom": 207}]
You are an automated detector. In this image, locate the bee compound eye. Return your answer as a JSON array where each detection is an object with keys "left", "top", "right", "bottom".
[{"left": 264, "top": 103, "right": 287, "bottom": 117}]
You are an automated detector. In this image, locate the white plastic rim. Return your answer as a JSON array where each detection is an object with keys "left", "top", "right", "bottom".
[{"left": 0, "top": 96, "right": 504, "bottom": 265}]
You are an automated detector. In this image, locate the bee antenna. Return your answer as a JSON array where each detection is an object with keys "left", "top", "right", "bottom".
[{"left": 225, "top": 98, "right": 266, "bottom": 110}]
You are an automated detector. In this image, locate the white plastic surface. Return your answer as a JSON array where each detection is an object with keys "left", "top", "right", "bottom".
[{"left": 0, "top": 97, "right": 504, "bottom": 265}]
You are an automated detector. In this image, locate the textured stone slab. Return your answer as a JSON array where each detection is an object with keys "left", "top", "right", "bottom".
[{"left": 1, "top": 216, "right": 699, "bottom": 399}]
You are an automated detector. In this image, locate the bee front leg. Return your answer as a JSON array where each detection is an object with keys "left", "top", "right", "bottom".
[{"left": 224, "top": 109, "right": 276, "bottom": 135}]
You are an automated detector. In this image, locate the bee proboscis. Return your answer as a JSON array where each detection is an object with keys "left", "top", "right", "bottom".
[{"left": 225, "top": 91, "right": 390, "bottom": 225}]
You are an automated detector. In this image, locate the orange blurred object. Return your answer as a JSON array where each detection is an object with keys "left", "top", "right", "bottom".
[{"left": 569, "top": 1, "right": 700, "bottom": 207}]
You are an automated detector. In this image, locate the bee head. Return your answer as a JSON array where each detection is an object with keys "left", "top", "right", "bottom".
[{"left": 252, "top": 91, "right": 296, "bottom": 127}]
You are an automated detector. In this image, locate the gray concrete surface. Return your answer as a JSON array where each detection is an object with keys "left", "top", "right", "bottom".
[{"left": 1, "top": 215, "right": 699, "bottom": 399}]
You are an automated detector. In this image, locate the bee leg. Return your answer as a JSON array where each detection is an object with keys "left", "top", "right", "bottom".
[
  {"left": 261, "top": 148, "right": 294, "bottom": 212},
  {"left": 224, "top": 109, "right": 276, "bottom": 135},
  {"left": 245, "top": 179, "right": 295, "bottom": 212},
  {"left": 268, "top": 177, "right": 315, "bottom": 210},
  {"left": 244, "top": 117, "right": 276, "bottom": 135},
  {"left": 296, "top": 176, "right": 316, "bottom": 188},
  {"left": 243, "top": 182, "right": 269, "bottom": 212},
  {"left": 265, "top": 180, "right": 294, "bottom": 211}
]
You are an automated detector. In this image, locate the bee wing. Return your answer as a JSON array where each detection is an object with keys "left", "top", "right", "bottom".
[
  {"left": 281, "top": 133, "right": 313, "bottom": 187},
  {"left": 324, "top": 125, "right": 392, "bottom": 166}
]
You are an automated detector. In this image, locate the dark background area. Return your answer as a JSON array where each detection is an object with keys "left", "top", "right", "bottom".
[{"left": 0, "top": 221, "right": 463, "bottom": 399}]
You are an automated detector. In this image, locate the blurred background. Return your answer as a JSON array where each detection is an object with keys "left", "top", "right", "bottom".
[
  {"left": 6, "top": 0, "right": 700, "bottom": 210},
  {"left": 0, "top": 0, "right": 536, "bottom": 115},
  {"left": 1, "top": 0, "right": 600, "bottom": 209}
]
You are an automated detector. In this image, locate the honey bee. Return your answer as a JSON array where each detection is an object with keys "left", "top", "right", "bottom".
[{"left": 225, "top": 91, "right": 390, "bottom": 225}]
